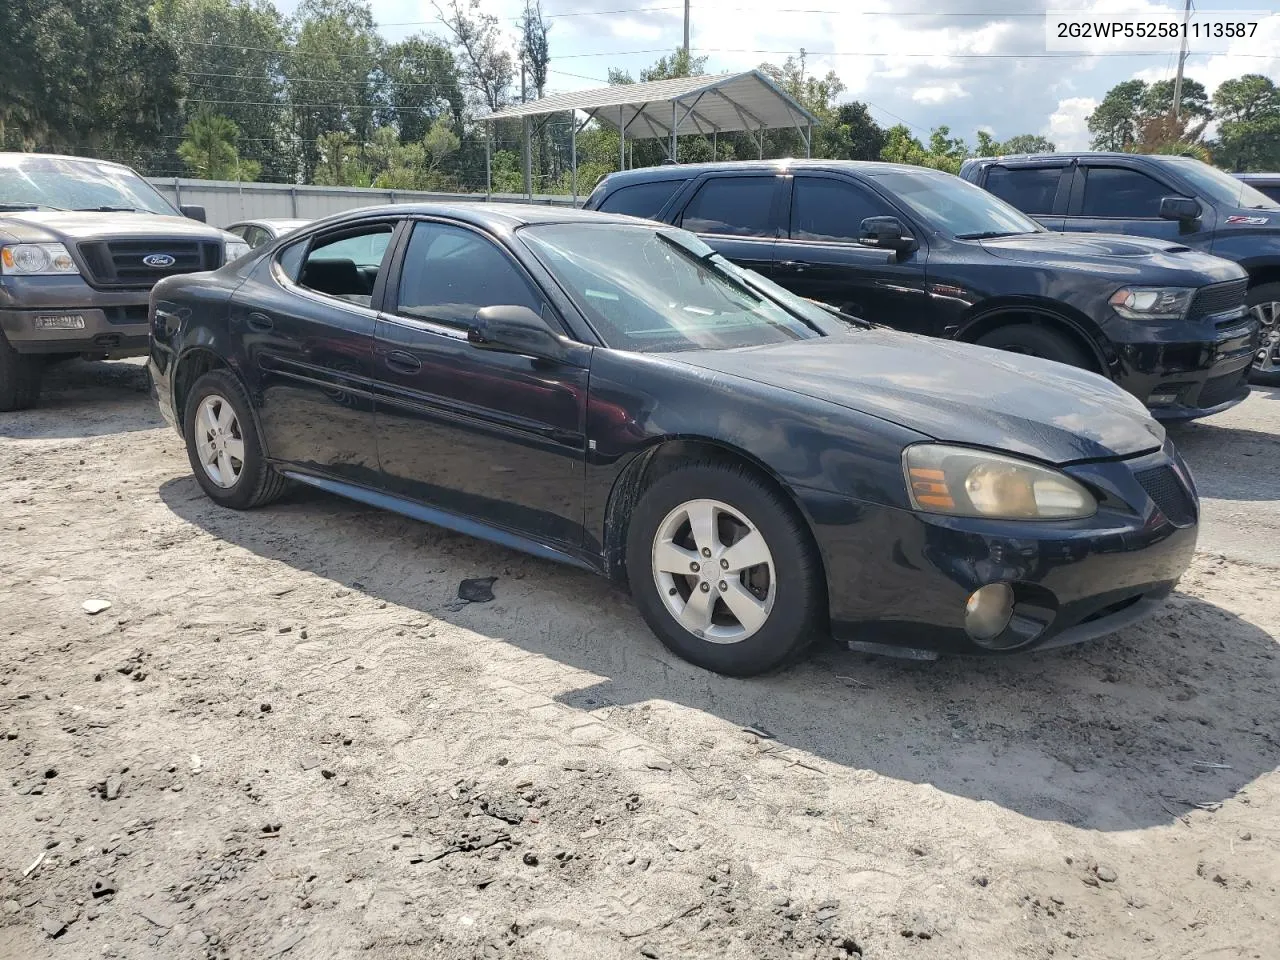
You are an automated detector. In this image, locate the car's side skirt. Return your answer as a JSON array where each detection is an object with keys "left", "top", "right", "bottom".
[{"left": 282, "top": 470, "right": 604, "bottom": 576}]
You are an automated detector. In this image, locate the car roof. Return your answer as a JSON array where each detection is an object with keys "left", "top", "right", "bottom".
[
  {"left": 299, "top": 202, "right": 650, "bottom": 231},
  {"left": 596, "top": 158, "right": 942, "bottom": 190},
  {"left": 968, "top": 151, "right": 1208, "bottom": 165}
]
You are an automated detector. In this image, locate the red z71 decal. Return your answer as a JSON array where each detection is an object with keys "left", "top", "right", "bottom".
[{"left": 1226, "top": 214, "right": 1270, "bottom": 225}]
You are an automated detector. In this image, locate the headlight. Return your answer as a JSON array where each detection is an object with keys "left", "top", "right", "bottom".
[
  {"left": 903, "top": 444, "right": 1096, "bottom": 520},
  {"left": 224, "top": 240, "right": 252, "bottom": 263},
  {"left": 1108, "top": 286, "right": 1194, "bottom": 321},
  {"left": 0, "top": 243, "right": 80, "bottom": 276}
]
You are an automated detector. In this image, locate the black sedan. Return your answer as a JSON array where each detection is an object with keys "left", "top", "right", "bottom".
[{"left": 148, "top": 204, "right": 1198, "bottom": 675}]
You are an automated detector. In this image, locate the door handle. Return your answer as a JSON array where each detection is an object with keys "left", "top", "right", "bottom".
[
  {"left": 385, "top": 350, "right": 422, "bottom": 374},
  {"left": 246, "top": 312, "right": 274, "bottom": 332},
  {"left": 777, "top": 260, "right": 810, "bottom": 272}
]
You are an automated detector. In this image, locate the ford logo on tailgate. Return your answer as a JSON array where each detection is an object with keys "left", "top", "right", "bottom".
[{"left": 142, "top": 253, "right": 176, "bottom": 268}]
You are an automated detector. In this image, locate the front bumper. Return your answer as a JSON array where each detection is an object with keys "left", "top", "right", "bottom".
[
  {"left": 802, "top": 444, "right": 1198, "bottom": 657},
  {"left": 0, "top": 275, "right": 152, "bottom": 357},
  {"left": 1107, "top": 311, "right": 1258, "bottom": 420}
]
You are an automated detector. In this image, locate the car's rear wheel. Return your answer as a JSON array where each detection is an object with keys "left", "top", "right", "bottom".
[
  {"left": 1247, "top": 282, "right": 1280, "bottom": 385},
  {"left": 183, "top": 370, "right": 289, "bottom": 509},
  {"left": 976, "top": 323, "right": 1092, "bottom": 371},
  {"left": 0, "top": 333, "right": 44, "bottom": 412},
  {"left": 625, "top": 460, "right": 823, "bottom": 676}
]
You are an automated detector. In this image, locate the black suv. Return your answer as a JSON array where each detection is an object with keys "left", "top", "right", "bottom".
[
  {"left": 585, "top": 160, "right": 1257, "bottom": 419},
  {"left": 960, "top": 152, "right": 1280, "bottom": 382}
]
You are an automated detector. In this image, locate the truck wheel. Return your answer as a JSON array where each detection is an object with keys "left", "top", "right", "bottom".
[
  {"left": 1247, "top": 282, "right": 1280, "bottom": 385},
  {"left": 0, "top": 333, "right": 44, "bottom": 412},
  {"left": 976, "top": 324, "right": 1092, "bottom": 371}
]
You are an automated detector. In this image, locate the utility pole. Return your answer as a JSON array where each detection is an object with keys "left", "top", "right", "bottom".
[
  {"left": 521, "top": 56, "right": 531, "bottom": 197},
  {"left": 683, "top": 0, "right": 690, "bottom": 58},
  {"left": 1171, "top": 0, "right": 1191, "bottom": 124},
  {"left": 799, "top": 47, "right": 806, "bottom": 85}
]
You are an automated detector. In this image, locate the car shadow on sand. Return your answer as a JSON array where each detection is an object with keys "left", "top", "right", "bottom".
[
  {"left": 159, "top": 477, "right": 1280, "bottom": 834},
  {"left": 0, "top": 358, "right": 161, "bottom": 439},
  {"left": 1167, "top": 413, "right": 1280, "bottom": 503}
]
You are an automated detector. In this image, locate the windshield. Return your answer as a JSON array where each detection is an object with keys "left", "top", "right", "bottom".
[
  {"left": 0, "top": 154, "right": 179, "bottom": 215},
  {"left": 1156, "top": 157, "right": 1280, "bottom": 210},
  {"left": 520, "top": 223, "right": 822, "bottom": 353},
  {"left": 869, "top": 169, "right": 1044, "bottom": 239}
]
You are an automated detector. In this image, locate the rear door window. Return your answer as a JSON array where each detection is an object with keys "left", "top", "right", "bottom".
[
  {"left": 679, "top": 176, "right": 779, "bottom": 238},
  {"left": 984, "top": 166, "right": 1067, "bottom": 215},
  {"left": 598, "top": 180, "right": 685, "bottom": 219},
  {"left": 1078, "top": 167, "right": 1170, "bottom": 218}
]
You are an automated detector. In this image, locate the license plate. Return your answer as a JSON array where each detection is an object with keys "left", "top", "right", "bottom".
[{"left": 34, "top": 314, "right": 86, "bottom": 330}]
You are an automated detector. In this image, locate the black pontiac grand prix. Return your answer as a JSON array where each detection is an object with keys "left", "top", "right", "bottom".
[{"left": 148, "top": 204, "right": 1198, "bottom": 675}]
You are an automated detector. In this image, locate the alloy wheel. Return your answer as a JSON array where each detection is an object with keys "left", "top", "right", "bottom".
[
  {"left": 650, "top": 498, "right": 776, "bottom": 644},
  {"left": 1251, "top": 300, "right": 1280, "bottom": 375},
  {"left": 194, "top": 394, "right": 245, "bottom": 489}
]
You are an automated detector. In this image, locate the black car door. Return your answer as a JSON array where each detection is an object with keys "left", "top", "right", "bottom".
[
  {"left": 771, "top": 173, "right": 931, "bottom": 328},
  {"left": 979, "top": 161, "right": 1071, "bottom": 231},
  {"left": 236, "top": 218, "right": 402, "bottom": 485},
  {"left": 372, "top": 219, "right": 590, "bottom": 548},
  {"left": 1062, "top": 162, "right": 1185, "bottom": 241},
  {"left": 674, "top": 173, "right": 786, "bottom": 275}
]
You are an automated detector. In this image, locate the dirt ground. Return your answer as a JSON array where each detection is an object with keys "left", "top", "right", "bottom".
[{"left": 2, "top": 359, "right": 1278, "bottom": 960}]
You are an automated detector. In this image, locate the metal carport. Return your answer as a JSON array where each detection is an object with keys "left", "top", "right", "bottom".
[{"left": 482, "top": 69, "right": 820, "bottom": 203}]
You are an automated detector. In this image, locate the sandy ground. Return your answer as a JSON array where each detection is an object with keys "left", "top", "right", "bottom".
[{"left": 1, "top": 359, "right": 1277, "bottom": 960}]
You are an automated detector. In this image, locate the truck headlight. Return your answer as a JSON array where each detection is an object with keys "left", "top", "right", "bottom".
[
  {"left": 0, "top": 243, "right": 81, "bottom": 276},
  {"left": 903, "top": 444, "right": 1096, "bottom": 520},
  {"left": 224, "top": 240, "right": 252, "bottom": 263},
  {"left": 1108, "top": 286, "right": 1194, "bottom": 321}
]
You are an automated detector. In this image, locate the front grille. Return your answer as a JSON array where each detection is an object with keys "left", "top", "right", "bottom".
[
  {"left": 1196, "top": 369, "right": 1249, "bottom": 409},
  {"left": 1188, "top": 278, "right": 1247, "bottom": 321},
  {"left": 77, "top": 239, "right": 221, "bottom": 289},
  {"left": 1134, "top": 464, "right": 1197, "bottom": 527}
]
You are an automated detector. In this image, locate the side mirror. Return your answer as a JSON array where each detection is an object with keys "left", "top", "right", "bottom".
[
  {"left": 858, "top": 216, "right": 917, "bottom": 254},
  {"left": 1159, "top": 196, "right": 1201, "bottom": 222},
  {"left": 468, "top": 305, "right": 567, "bottom": 361},
  {"left": 180, "top": 204, "right": 207, "bottom": 223}
]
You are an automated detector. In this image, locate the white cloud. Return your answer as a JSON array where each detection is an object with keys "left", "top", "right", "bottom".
[
  {"left": 1047, "top": 96, "right": 1098, "bottom": 150},
  {"left": 912, "top": 83, "right": 969, "bottom": 105}
]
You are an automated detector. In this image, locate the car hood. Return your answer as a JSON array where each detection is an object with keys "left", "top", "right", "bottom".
[
  {"left": 0, "top": 211, "right": 236, "bottom": 244},
  {"left": 977, "top": 231, "right": 1244, "bottom": 282},
  {"left": 668, "top": 329, "right": 1165, "bottom": 465}
]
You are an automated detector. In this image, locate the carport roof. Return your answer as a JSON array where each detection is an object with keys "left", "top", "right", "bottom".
[{"left": 484, "top": 69, "right": 819, "bottom": 137}]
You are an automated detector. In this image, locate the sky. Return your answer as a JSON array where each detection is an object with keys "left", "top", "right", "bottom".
[{"left": 281, "top": 0, "right": 1280, "bottom": 149}]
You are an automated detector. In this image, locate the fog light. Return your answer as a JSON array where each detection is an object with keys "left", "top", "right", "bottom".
[
  {"left": 1148, "top": 392, "right": 1179, "bottom": 406},
  {"left": 964, "top": 583, "right": 1014, "bottom": 646}
]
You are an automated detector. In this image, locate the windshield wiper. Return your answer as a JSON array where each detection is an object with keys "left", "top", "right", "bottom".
[
  {"left": 0, "top": 202, "right": 69, "bottom": 212},
  {"left": 74, "top": 206, "right": 154, "bottom": 214},
  {"left": 954, "top": 230, "right": 1029, "bottom": 240},
  {"left": 804, "top": 298, "right": 873, "bottom": 329}
]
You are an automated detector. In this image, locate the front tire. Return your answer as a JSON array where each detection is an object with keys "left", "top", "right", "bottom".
[
  {"left": 1247, "top": 282, "right": 1280, "bottom": 385},
  {"left": 625, "top": 460, "right": 824, "bottom": 676},
  {"left": 976, "top": 323, "right": 1092, "bottom": 371},
  {"left": 183, "top": 369, "right": 288, "bottom": 509},
  {"left": 0, "top": 333, "right": 44, "bottom": 412}
]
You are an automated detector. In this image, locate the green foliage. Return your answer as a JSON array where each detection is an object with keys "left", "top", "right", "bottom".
[
  {"left": 1212, "top": 75, "right": 1280, "bottom": 172},
  {"left": 999, "top": 133, "right": 1056, "bottom": 155},
  {"left": 178, "top": 111, "right": 260, "bottom": 180},
  {"left": 1087, "top": 79, "right": 1147, "bottom": 151}
]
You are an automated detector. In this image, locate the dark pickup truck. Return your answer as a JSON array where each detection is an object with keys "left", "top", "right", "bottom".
[
  {"left": 960, "top": 152, "right": 1280, "bottom": 382},
  {"left": 0, "top": 153, "right": 249, "bottom": 410},
  {"left": 586, "top": 159, "right": 1257, "bottom": 420}
]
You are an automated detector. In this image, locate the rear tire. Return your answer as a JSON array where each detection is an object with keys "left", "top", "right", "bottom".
[
  {"left": 183, "top": 369, "right": 289, "bottom": 509},
  {"left": 976, "top": 323, "right": 1093, "bottom": 371},
  {"left": 1247, "top": 281, "right": 1280, "bottom": 386},
  {"left": 625, "top": 459, "right": 824, "bottom": 676},
  {"left": 0, "top": 333, "right": 44, "bottom": 412}
]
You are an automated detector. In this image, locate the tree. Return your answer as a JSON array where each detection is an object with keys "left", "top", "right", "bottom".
[
  {"left": 383, "top": 35, "right": 465, "bottom": 143},
  {"left": 823, "top": 102, "right": 886, "bottom": 161},
  {"left": 1000, "top": 133, "right": 1056, "bottom": 154},
  {"left": 1087, "top": 79, "right": 1147, "bottom": 151},
  {"left": 178, "top": 111, "right": 260, "bottom": 180},
  {"left": 434, "top": 0, "right": 514, "bottom": 113},
  {"left": 314, "top": 130, "right": 367, "bottom": 185},
  {"left": 639, "top": 48, "right": 708, "bottom": 82},
  {"left": 1213, "top": 75, "right": 1280, "bottom": 171},
  {"left": 290, "top": 0, "right": 384, "bottom": 182},
  {"left": 153, "top": 0, "right": 288, "bottom": 179},
  {"left": 880, "top": 124, "right": 929, "bottom": 167},
  {"left": 1142, "top": 78, "right": 1211, "bottom": 122},
  {"left": 423, "top": 114, "right": 461, "bottom": 176}
]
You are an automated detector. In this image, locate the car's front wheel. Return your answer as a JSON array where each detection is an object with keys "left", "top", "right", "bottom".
[
  {"left": 626, "top": 460, "right": 824, "bottom": 676},
  {"left": 976, "top": 323, "right": 1092, "bottom": 370},
  {"left": 1247, "top": 281, "right": 1280, "bottom": 385},
  {"left": 183, "top": 369, "right": 289, "bottom": 509}
]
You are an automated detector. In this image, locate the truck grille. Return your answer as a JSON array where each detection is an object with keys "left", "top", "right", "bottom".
[
  {"left": 1134, "top": 464, "right": 1196, "bottom": 527},
  {"left": 77, "top": 239, "right": 222, "bottom": 289},
  {"left": 1187, "top": 278, "right": 1247, "bottom": 321}
]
